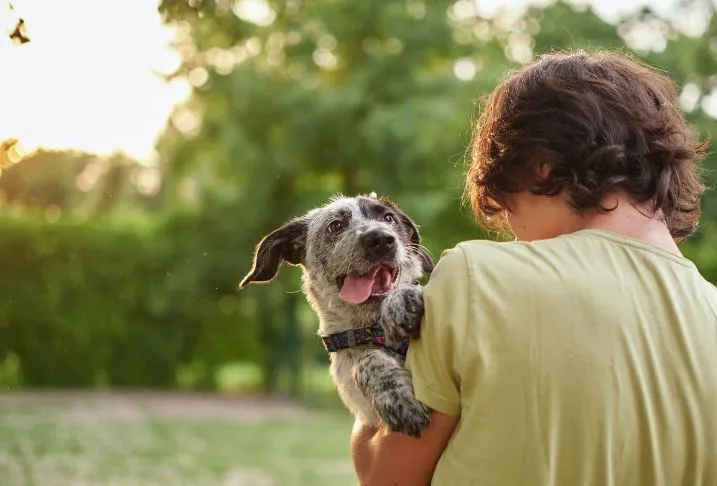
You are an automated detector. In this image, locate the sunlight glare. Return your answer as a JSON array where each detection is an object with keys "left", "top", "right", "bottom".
[
  {"left": 188, "top": 67, "right": 209, "bottom": 87},
  {"left": 453, "top": 58, "right": 477, "bottom": 81},
  {"left": 679, "top": 83, "right": 700, "bottom": 113},
  {"left": 0, "top": 0, "right": 191, "bottom": 164},
  {"left": 44, "top": 204, "right": 61, "bottom": 223},
  {"left": 131, "top": 167, "right": 162, "bottom": 197},
  {"left": 313, "top": 48, "right": 339, "bottom": 70},
  {"left": 448, "top": 0, "right": 476, "bottom": 22},
  {"left": 701, "top": 89, "right": 717, "bottom": 119},
  {"left": 233, "top": 0, "right": 276, "bottom": 26},
  {"left": 171, "top": 107, "right": 202, "bottom": 137}
]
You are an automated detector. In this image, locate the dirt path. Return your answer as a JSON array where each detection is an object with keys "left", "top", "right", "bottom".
[
  {"left": 0, "top": 391, "right": 352, "bottom": 486},
  {"left": 0, "top": 389, "right": 319, "bottom": 423}
]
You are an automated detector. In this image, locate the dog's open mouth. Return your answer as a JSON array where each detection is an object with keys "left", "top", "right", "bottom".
[{"left": 336, "top": 264, "right": 399, "bottom": 304}]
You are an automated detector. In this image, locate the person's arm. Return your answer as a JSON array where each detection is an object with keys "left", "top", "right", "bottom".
[
  {"left": 351, "top": 412, "right": 458, "bottom": 485},
  {"left": 350, "top": 246, "right": 470, "bottom": 485}
]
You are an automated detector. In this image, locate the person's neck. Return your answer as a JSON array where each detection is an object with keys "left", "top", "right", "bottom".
[{"left": 575, "top": 195, "right": 681, "bottom": 256}]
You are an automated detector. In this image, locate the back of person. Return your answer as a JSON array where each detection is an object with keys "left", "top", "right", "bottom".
[{"left": 419, "top": 229, "right": 717, "bottom": 485}]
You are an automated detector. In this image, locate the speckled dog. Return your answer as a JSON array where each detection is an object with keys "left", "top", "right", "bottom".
[{"left": 239, "top": 194, "right": 434, "bottom": 437}]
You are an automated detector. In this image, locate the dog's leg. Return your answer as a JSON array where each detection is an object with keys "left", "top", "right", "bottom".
[
  {"left": 352, "top": 348, "right": 430, "bottom": 437},
  {"left": 380, "top": 284, "right": 424, "bottom": 344}
]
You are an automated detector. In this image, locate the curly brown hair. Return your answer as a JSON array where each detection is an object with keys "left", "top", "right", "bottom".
[{"left": 464, "top": 50, "right": 709, "bottom": 241}]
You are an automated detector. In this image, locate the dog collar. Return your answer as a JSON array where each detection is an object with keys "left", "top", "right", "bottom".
[{"left": 320, "top": 322, "right": 409, "bottom": 356}]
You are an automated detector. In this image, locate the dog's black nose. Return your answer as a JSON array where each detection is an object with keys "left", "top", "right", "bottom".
[{"left": 361, "top": 228, "right": 397, "bottom": 259}]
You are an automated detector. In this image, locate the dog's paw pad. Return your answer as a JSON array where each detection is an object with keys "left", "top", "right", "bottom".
[{"left": 380, "top": 286, "right": 425, "bottom": 344}]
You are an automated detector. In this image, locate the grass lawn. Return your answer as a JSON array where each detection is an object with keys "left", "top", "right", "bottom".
[{"left": 0, "top": 391, "right": 358, "bottom": 486}]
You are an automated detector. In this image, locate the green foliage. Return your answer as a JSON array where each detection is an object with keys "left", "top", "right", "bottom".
[
  {"left": 683, "top": 223, "right": 717, "bottom": 284},
  {"left": 0, "top": 211, "right": 265, "bottom": 388}
]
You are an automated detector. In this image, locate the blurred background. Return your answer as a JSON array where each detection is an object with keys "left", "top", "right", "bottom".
[{"left": 0, "top": 0, "right": 716, "bottom": 484}]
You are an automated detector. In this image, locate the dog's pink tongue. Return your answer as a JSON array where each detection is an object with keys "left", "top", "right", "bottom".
[{"left": 339, "top": 267, "right": 380, "bottom": 304}]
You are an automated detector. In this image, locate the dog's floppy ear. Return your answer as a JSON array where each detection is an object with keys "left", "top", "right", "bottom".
[
  {"left": 239, "top": 217, "right": 308, "bottom": 288},
  {"left": 415, "top": 245, "right": 434, "bottom": 275},
  {"left": 395, "top": 210, "right": 434, "bottom": 275}
]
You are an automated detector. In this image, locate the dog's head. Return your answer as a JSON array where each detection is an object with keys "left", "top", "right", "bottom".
[{"left": 239, "top": 194, "right": 433, "bottom": 310}]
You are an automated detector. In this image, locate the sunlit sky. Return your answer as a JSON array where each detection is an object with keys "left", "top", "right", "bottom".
[
  {"left": 0, "top": 0, "right": 188, "bottom": 165},
  {"left": 0, "top": 0, "right": 704, "bottom": 165}
]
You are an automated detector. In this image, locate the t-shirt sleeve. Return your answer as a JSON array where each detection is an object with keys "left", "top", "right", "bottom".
[{"left": 405, "top": 245, "right": 470, "bottom": 417}]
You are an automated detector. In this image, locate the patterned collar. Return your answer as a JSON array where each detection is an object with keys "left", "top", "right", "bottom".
[{"left": 320, "top": 322, "right": 409, "bottom": 357}]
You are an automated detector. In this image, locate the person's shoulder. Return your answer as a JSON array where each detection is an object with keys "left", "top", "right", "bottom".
[
  {"left": 433, "top": 238, "right": 571, "bottom": 291},
  {"left": 426, "top": 239, "right": 528, "bottom": 288},
  {"left": 428, "top": 240, "right": 500, "bottom": 275},
  {"left": 455, "top": 238, "right": 523, "bottom": 256},
  {"left": 452, "top": 238, "right": 534, "bottom": 270}
]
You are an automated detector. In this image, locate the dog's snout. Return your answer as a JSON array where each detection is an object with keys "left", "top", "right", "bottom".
[{"left": 361, "top": 228, "right": 396, "bottom": 259}]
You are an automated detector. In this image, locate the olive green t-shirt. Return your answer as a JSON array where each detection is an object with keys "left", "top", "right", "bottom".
[{"left": 406, "top": 229, "right": 717, "bottom": 485}]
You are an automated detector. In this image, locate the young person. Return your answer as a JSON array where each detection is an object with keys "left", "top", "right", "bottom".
[{"left": 351, "top": 50, "right": 717, "bottom": 485}]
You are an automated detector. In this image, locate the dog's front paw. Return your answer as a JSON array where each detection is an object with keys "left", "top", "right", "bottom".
[
  {"left": 353, "top": 349, "right": 431, "bottom": 438},
  {"left": 381, "top": 285, "right": 425, "bottom": 344},
  {"left": 379, "top": 395, "right": 430, "bottom": 438}
]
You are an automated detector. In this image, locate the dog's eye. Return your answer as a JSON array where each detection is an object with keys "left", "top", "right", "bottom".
[
  {"left": 383, "top": 213, "right": 396, "bottom": 224},
  {"left": 328, "top": 220, "right": 345, "bottom": 233}
]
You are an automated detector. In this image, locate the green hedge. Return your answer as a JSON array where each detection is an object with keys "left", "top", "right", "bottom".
[
  {"left": 0, "top": 210, "right": 714, "bottom": 390},
  {"left": 0, "top": 206, "right": 316, "bottom": 390}
]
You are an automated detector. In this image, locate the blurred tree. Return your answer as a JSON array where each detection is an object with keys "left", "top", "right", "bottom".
[
  {"left": 0, "top": 148, "right": 161, "bottom": 216},
  {"left": 156, "top": 0, "right": 717, "bottom": 237},
  {"left": 0, "top": 149, "right": 93, "bottom": 211},
  {"left": 156, "top": 0, "right": 507, "bottom": 241}
]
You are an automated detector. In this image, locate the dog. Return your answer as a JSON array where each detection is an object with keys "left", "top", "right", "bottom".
[{"left": 239, "top": 193, "right": 434, "bottom": 437}]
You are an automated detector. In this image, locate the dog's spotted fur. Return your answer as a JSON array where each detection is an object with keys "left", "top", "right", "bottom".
[{"left": 239, "top": 194, "right": 433, "bottom": 436}]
